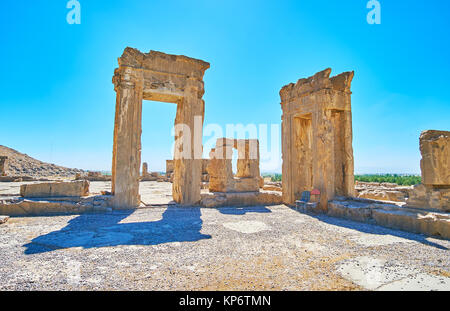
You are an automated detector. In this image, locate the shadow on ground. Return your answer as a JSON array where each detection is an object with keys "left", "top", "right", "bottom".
[
  {"left": 24, "top": 207, "right": 212, "bottom": 255},
  {"left": 289, "top": 207, "right": 448, "bottom": 250},
  {"left": 218, "top": 206, "right": 272, "bottom": 215}
]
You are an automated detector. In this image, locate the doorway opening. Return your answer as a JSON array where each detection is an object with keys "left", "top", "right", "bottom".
[{"left": 140, "top": 100, "right": 177, "bottom": 206}]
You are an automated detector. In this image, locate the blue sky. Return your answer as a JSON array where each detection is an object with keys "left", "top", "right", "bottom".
[{"left": 1, "top": 0, "right": 449, "bottom": 173}]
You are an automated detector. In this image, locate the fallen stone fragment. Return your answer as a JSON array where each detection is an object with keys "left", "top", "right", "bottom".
[
  {"left": 20, "top": 180, "right": 89, "bottom": 198},
  {"left": 0, "top": 215, "right": 9, "bottom": 224}
]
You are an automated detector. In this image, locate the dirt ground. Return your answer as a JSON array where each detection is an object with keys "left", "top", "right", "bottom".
[{"left": 0, "top": 181, "right": 449, "bottom": 290}]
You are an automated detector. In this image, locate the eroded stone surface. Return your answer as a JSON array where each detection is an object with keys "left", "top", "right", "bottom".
[
  {"left": 207, "top": 138, "right": 261, "bottom": 193},
  {"left": 420, "top": 130, "right": 450, "bottom": 186},
  {"left": 280, "top": 68, "right": 355, "bottom": 211},
  {"left": 111, "top": 48, "right": 209, "bottom": 208},
  {"left": 355, "top": 181, "right": 410, "bottom": 203},
  {"left": 328, "top": 197, "right": 450, "bottom": 239},
  {"left": 20, "top": 181, "right": 90, "bottom": 198},
  {"left": 406, "top": 130, "right": 450, "bottom": 212},
  {"left": 337, "top": 256, "right": 450, "bottom": 291}
]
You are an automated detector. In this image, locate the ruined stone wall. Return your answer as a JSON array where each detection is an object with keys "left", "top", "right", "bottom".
[
  {"left": 420, "top": 130, "right": 450, "bottom": 187},
  {"left": 406, "top": 130, "right": 450, "bottom": 212},
  {"left": 207, "top": 138, "right": 261, "bottom": 193},
  {"left": 280, "top": 68, "right": 355, "bottom": 211}
]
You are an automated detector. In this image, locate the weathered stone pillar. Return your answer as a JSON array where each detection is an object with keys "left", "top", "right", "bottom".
[
  {"left": 142, "top": 162, "right": 148, "bottom": 177},
  {"left": 406, "top": 130, "right": 450, "bottom": 212},
  {"left": 111, "top": 67, "right": 144, "bottom": 209},
  {"left": 0, "top": 156, "right": 8, "bottom": 176},
  {"left": 172, "top": 78, "right": 205, "bottom": 204},
  {"left": 111, "top": 48, "right": 209, "bottom": 207}
]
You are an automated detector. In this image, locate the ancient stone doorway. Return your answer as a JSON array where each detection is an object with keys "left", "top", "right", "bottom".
[
  {"left": 111, "top": 48, "right": 209, "bottom": 209},
  {"left": 280, "top": 68, "right": 355, "bottom": 211}
]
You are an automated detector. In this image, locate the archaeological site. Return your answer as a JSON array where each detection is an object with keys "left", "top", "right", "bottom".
[{"left": 1, "top": 48, "right": 449, "bottom": 292}]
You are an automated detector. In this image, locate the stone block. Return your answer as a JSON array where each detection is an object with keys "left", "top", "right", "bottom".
[
  {"left": 20, "top": 180, "right": 90, "bottom": 198},
  {"left": 420, "top": 130, "right": 450, "bottom": 186}
]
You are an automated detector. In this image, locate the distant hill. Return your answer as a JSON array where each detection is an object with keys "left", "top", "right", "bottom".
[{"left": 0, "top": 145, "right": 84, "bottom": 178}]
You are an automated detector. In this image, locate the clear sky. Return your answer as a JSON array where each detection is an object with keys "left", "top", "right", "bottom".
[{"left": 1, "top": 0, "right": 449, "bottom": 174}]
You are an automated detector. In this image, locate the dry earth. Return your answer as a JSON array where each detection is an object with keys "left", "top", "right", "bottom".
[
  {"left": 0, "top": 181, "right": 449, "bottom": 291},
  {"left": 0, "top": 145, "right": 84, "bottom": 178}
]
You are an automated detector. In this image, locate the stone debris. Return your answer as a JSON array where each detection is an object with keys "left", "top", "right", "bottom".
[
  {"left": 355, "top": 181, "right": 411, "bottom": 203},
  {"left": 75, "top": 172, "right": 111, "bottom": 182},
  {"left": 20, "top": 180, "right": 90, "bottom": 198},
  {"left": 0, "top": 215, "right": 9, "bottom": 224}
]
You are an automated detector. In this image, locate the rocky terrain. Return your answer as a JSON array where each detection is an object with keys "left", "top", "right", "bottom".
[
  {"left": 355, "top": 181, "right": 412, "bottom": 203},
  {"left": 0, "top": 145, "right": 84, "bottom": 179}
]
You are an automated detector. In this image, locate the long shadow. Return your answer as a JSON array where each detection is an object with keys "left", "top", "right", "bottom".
[
  {"left": 289, "top": 207, "right": 449, "bottom": 250},
  {"left": 24, "top": 206, "right": 211, "bottom": 255},
  {"left": 218, "top": 206, "right": 272, "bottom": 215}
]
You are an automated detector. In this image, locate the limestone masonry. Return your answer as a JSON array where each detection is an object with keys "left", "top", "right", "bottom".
[
  {"left": 280, "top": 68, "right": 355, "bottom": 211},
  {"left": 406, "top": 130, "right": 450, "bottom": 212},
  {"left": 111, "top": 48, "right": 209, "bottom": 208}
]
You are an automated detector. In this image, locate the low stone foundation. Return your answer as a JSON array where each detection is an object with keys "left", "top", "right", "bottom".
[
  {"left": 200, "top": 191, "right": 282, "bottom": 208},
  {"left": 0, "top": 195, "right": 112, "bottom": 216},
  {"left": 326, "top": 197, "right": 450, "bottom": 239}
]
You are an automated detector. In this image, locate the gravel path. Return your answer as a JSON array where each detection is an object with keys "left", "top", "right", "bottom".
[{"left": 0, "top": 204, "right": 449, "bottom": 290}]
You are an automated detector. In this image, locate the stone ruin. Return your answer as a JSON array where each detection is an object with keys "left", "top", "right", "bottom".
[
  {"left": 111, "top": 48, "right": 209, "bottom": 208},
  {"left": 280, "top": 68, "right": 355, "bottom": 211},
  {"left": 166, "top": 159, "right": 210, "bottom": 184},
  {"left": 207, "top": 138, "right": 262, "bottom": 193},
  {"left": 200, "top": 138, "right": 281, "bottom": 208},
  {"left": 0, "top": 156, "right": 8, "bottom": 176},
  {"left": 407, "top": 130, "right": 450, "bottom": 212}
]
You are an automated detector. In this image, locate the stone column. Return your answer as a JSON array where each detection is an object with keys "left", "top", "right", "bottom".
[
  {"left": 343, "top": 109, "right": 355, "bottom": 197},
  {"left": 281, "top": 113, "right": 294, "bottom": 204},
  {"left": 142, "top": 162, "right": 148, "bottom": 177},
  {"left": 111, "top": 68, "right": 144, "bottom": 209},
  {"left": 0, "top": 156, "right": 8, "bottom": 176},
  {"left": 172, "top": 79, "right": 205, "bottom": 205}
]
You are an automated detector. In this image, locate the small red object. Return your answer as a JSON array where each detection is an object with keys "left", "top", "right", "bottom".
[{"left": 311, "top": 189, "right": 321, "bottom": 195}]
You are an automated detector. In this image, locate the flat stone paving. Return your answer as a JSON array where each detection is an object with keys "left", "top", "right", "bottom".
[{"left": 0, "top": 203, "right": 449, "bottom": 290}]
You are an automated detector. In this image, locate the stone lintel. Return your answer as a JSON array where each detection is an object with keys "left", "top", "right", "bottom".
[
  {"left": 280, "top": 68, "right": 354, "bottom": 105},
  {"left": 118, "top": 47, "right": 210, "bottom": 80}
]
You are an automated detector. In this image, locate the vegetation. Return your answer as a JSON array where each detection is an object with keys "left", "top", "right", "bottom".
[
  {"left": 262, "top": 173, "right": 421, "bottom": 186},
  {"left": 262, "top": 173, "right": 282, "bottom": 182},
  {"left": 354, "top": 174, "right": 421, "bottom": 186}
]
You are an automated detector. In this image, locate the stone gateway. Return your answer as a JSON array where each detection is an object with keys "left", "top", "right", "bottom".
[
  {"left": 111, "top": 48, "right": 209, "bottom": 208},
  {"left": 280, "top": 68, "right": 355, "bottom": 211}
]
